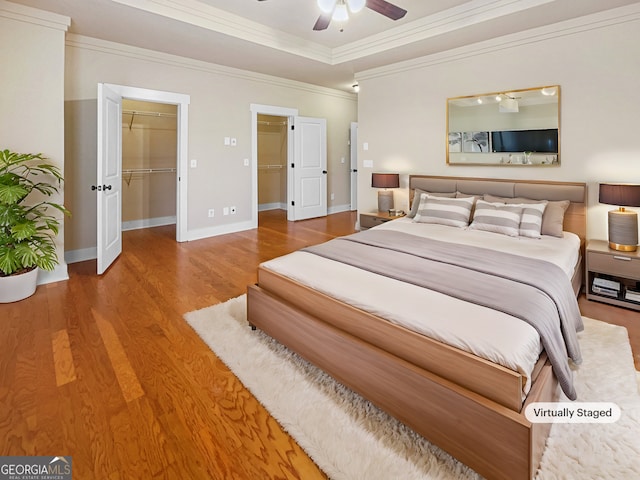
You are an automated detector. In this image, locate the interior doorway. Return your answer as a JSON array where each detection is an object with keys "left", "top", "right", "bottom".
[
  {"left": 257, "top": 114, "right": 288, "bottom": 219},
  {"left": 122, "top": 99, "right": 177, "bottom": 231},
  {"left": 97, "top": 83, "right": 190, "bottom": 274}
]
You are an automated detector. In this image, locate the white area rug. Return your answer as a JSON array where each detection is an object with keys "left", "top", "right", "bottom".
[{"left": 184, "top": 296, "right": 640, "bottom": 480}]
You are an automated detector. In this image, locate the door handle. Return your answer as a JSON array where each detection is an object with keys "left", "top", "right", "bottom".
[
  {"left": 103, "top": 185, "right": 112, "bottom": 191},
  {"left": 91, "top": 185, "right": 102, "bottom": 191},
  {"left": 322, "top": 170, "right": 327, "bottom": 174}
]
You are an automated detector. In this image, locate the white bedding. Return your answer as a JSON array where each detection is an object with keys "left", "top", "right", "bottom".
[{"left": 260, "top": 219, "right": 581, "bottom": 396}]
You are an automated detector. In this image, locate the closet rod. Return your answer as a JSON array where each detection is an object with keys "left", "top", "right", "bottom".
[
  {"left": 124, "top": 109, "right": 177, "bottom": 130},
  {"left": 258, "top": 164, "right": 285, "bottom": 169},
  {"left": 122, "top": 110, "right": 177, "bottom": 118},
  {"left": 257, "top": 120, "right": 287, "bottom": 126},
  {"left": 122, "top": 167, "right": 177, "bottom": 174}
]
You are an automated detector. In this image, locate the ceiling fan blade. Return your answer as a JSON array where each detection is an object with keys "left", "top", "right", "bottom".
[
  {"left": 366, "top": 0, "right": 407, "bottom": 21},
  {"left": 313, "top": 12, "right": 332, "bottom": 31}
]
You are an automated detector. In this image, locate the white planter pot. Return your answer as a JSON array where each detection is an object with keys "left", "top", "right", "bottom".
[{"left": 0, "top": 268, "right": 39, "bottom": 303}]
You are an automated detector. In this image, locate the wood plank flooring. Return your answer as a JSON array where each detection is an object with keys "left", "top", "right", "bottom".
[{"left": 1, "top": 209, "right": 638, "bottom": 479}]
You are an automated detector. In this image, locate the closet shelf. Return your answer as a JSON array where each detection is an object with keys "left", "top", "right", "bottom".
[
  {"left": 124, "top": 109, "right": 177, "bottom": 130},
  {"left": 258, "top": 164, "right": 285, "bottom": 170}
]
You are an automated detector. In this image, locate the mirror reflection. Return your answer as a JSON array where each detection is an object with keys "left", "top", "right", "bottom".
[{"left": 447, "top": 85, "right": 560, "bottom": 166}]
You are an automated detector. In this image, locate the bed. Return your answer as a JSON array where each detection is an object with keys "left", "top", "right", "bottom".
[{"left": 246, "top": 175, "right": 587, "bottom": 480}]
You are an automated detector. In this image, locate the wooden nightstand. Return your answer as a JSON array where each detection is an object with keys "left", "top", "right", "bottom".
[
  {"left": 359, "top": 211, "right": 405, "bottom": 230},
  {"left": 586, "top": 239, "right": 640, "bottom": 310}
]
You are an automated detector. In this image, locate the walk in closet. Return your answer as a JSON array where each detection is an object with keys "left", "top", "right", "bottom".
[
  {"left": 258, "top": 114, "right": 288, "bottom": 211},
  {"left": 121, "top": 99, "right": 177, "bottom": 230}
]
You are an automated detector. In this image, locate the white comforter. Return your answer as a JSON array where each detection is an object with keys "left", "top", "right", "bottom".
[{"left": 261, "top": 218, "right": 581, "bottom": 396}]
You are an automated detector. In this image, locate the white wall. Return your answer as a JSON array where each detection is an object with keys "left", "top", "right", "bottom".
[
  {"left": 64, "top": 34, "right": 357, "bottom": 253},
  {"left": 356, "top": 4, "right": 640, "bottom": 241},
  {"left": 0, "top": 1, "right": 70, "bottom": 283}
]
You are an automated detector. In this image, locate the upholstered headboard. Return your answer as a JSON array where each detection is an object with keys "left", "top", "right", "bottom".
[{"left": 409, "top": 175, "right": 587, "bottom": 246}]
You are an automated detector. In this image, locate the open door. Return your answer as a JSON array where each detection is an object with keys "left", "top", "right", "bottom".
[
  {"left": 291, "top": 116, "right": 327, "bottom": 221},
  {"left": 350, "top": 122, "right": 358, "bottom": 211},
  {"left": 96, "top": 83, "right": 123, "bottom": 274}
]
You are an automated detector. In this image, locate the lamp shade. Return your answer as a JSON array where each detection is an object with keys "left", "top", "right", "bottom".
[
  {"left": 599, "top": 183, "right": 640, "bottom": 251},
  {"left": 371, "top": 173, "right": 399, "bottom": 189},
  {"left": 599, "top": 184, "right": 640, "bottom": 207}
]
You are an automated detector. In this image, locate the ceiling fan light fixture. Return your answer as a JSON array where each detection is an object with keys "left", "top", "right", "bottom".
[
  {"left": 317, "top": 0, "right": 337, "bottom": 14},
  {"left": 332, "top": 2, "right": 349, "bottom": 22},
  {"left": 347, "top": 0, "right": 366, "bottom": 13}
]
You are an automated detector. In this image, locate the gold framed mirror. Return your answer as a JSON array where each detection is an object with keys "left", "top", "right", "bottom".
[{"left": 447, "top": 85, "right": 560, "bottom": 166}]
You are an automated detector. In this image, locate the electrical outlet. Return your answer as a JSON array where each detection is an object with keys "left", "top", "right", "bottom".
[
  {"left": 230, "top": 206, "right": 236, "bottom": 214},
  {"left": 208, "top": 209, "right": 215, "bottom": 218}
]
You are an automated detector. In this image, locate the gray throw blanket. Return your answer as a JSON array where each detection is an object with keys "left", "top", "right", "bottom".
[{"left": 303, "top": 229, "right": 583, "bottom": 400}]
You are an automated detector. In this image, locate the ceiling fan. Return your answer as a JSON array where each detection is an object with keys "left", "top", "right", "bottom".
[{"left": 313, "top": 0, "right": 407, "bottom": 31}]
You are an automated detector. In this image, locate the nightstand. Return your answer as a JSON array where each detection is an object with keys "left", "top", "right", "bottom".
[
  {"left": 359, "top": 211, "right": 405, "bottom": 230},
  {"left": 586, "top": 239, "right": 640, "bottom": 310}
]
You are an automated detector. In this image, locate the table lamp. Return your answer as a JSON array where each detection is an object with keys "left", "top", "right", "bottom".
[
  {"left": 371, "top": 173, "right": 399, "bottom": 212},
  {"left": 599, "top": 183, "right": 640, "bottom": 251}
]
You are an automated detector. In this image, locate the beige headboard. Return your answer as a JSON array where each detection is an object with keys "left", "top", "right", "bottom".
[{"left": 409, "top": 175, "right": 587, "bottom": 246}]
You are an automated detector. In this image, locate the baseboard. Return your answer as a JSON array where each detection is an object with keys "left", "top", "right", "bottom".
[
  {"left": 37, "top": 263, "right": 70, "bottom": 285},
  {"left": 186, "top": 220, "right": 255, "bottom": 242},
  {"left": 65, "top": 247, "right": 97, "bottom": 264},
  {"left": 328, "top": 203, "right": 351, "bottom": 215},
  {"left": 122, "top": 216, "right": 176, "bottom": 231},
  {"left": 258, "top": 202, "right": 287, "bottom": 212}
]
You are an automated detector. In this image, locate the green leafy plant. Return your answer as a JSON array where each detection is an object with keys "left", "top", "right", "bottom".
[{"left": 0, "top": 149, "right": 70, "bottom": 276}]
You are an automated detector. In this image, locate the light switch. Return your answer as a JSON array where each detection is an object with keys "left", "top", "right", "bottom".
[
  {"left": 190, "top": 159, "right": 197, "bottom": 168},
  {"left": 363, "top": 160, "right": 373, "bottom": 168},
  {"left": 243, "top": 158, "right": 249, "bottom": 166},
  {"left": 363, "top": 142, "right": 369, "bottom": 151},
  {"left": 224, "top": 137, "right": 230, "bottom": 146},
  {"left": 231, "top": 138, "right": 237, "bottom": 146}
]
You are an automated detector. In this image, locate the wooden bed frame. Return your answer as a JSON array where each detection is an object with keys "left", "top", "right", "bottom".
[{"left": 247, "top": 176, "right": 587, "bottom": 480}]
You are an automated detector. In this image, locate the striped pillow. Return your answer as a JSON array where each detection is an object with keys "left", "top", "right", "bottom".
[
  {"left": 413, "top": 194, "right": 474, "bottom": 228},
  {"left": 469, "top": 200, "right": 523, "bottom": 237},
  {"left": 513, "top": 202, "right": 548, "bottom": 238}
]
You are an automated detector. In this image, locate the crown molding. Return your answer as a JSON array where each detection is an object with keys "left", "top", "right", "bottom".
[
  {"left": 110, "top": 0, "right": 333, "bottom": 64},
  {"left": 65, "top": 34, "right": 356, "bottom": 101},
  {"left": 355, "top": 2, "right": 640, "bottom": 81},
  {"left": 332, "top": 0, "right": 554, "bottom": 64},
  {"left": 110, "top": 0, "right": 556, "bottom": 66},
  {"left": 0, "top": 0, "right": 70, "bottom": 31}
]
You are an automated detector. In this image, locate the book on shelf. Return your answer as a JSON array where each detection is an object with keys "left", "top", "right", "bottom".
[
  {"left": 592, "top": 285, "right": 619, "bottom": 297},
  {"left": 625, "top": 288, "right": 640, "bottom": 302},
  {"left": 592, "top": 277, "right": 621, "bottom": 291}
]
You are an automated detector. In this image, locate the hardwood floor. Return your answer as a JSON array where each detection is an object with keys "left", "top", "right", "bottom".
[{"left": 1, "top": 209, "right": 638, "bottom": 479}]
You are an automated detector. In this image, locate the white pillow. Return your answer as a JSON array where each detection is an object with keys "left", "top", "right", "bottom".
[
  {"left": 413, "top": 194, "right": 475, "bottom": 228},
  {"left": 468, "top": 200, "right": 523, "bottom": 237}
]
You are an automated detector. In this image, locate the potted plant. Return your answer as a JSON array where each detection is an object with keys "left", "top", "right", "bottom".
[{"left": 0, "top": 149, "right": 70, "bottom": 302}]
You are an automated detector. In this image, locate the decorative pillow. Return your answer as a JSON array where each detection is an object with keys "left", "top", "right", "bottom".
[
  {"left": 483, "top": 194, "right": 570, "bottom": 238},
  {"left": 407, "top": 189, "right": 457, "bottom": 218},
  {"left": 513, "top": 202, "right": 548, "bottom": 238},
  {"left": 413, "top": 194, "right": 474, "bottom": 228},
  {"left": 468, "top": 200, "right": 523, "bottom": 237}
]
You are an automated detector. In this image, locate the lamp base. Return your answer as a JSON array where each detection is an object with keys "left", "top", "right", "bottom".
[
  {"left": 608, "top": 209, "right": 638, "bottom": 252},
  {"left": 377, "top": 190, "right": 394, "bottom": 212}
]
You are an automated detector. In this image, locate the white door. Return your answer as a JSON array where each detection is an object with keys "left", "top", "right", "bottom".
[
  {"left": 291, "top": 116, "right": 327, "bottom": 221},
  {"left": 96, "top": 83, "right": 123, "bottom": 274},
  {"left": 350, "top": 122, "right": 358, "bottom": 211}
]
